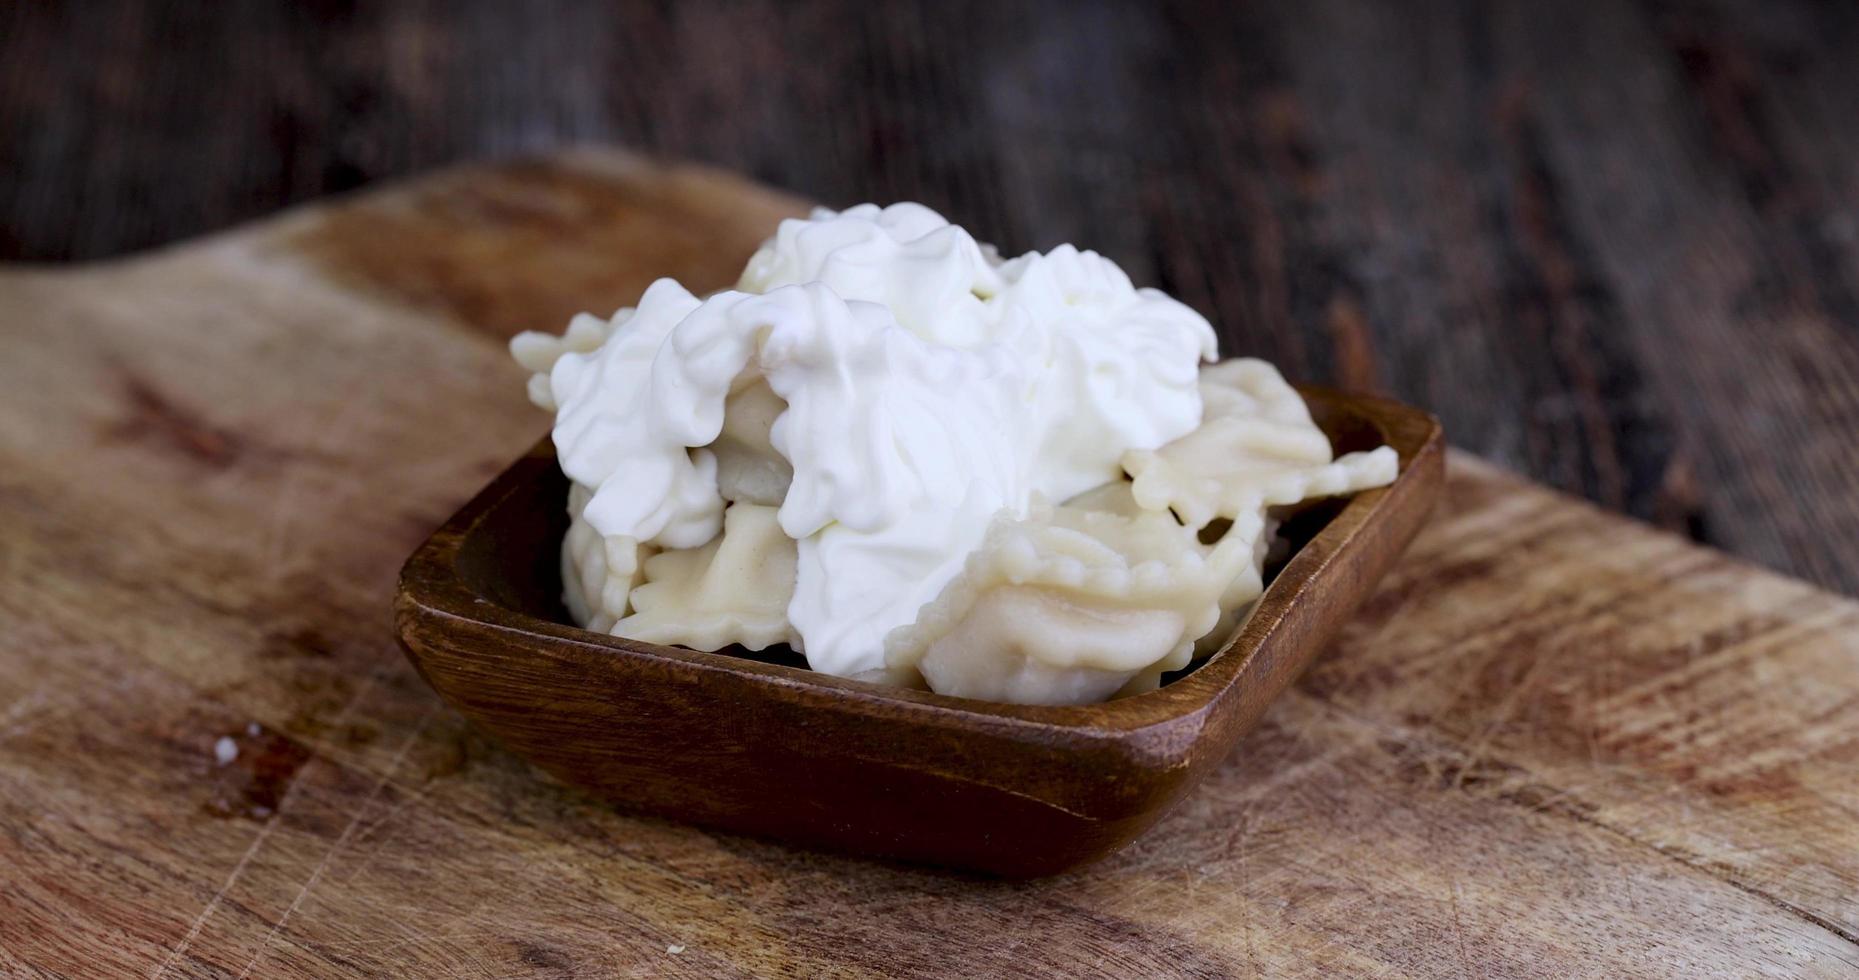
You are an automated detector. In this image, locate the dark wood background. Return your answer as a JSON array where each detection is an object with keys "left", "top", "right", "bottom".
[{"left": 4, "top": 0, "right": 1856, "bottom": 594}]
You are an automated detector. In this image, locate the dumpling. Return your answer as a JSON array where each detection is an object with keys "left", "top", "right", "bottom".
[
  {"left": 1060, "top": 477, "right": 1148, "bottom": 518},
  {"left": 1195, "top": 357, "right": 1321, "bottom": 426},
  {"left": 615, "top": 502, "right": 800, "bottom": 652},
  {"left": 710, "top": 371, "right": 793, "bottom": 507},
  {"left": 1121, "top": 358, "right": 1398, "bottom": 530},
  {"left": 1191, "top": 515, "right": 1275, "bottom": 660},
  {"left": 886, "top": 499, "right": 1266, "bottom": 705},
  {"left": 561, "top": 482, "right": 652, "bottom": 633},
  {"left": 1058, "top": 476, "right": 1275, "bottom": 668},
  {"left": 510, "top": 311, "right": 626, "bottom": 411},
  {"left": 547, "top": 339, "right": 1394, "bottom": 704},
  {"left": 910, "top": 586, "right": 1189, "bottom": 704}
]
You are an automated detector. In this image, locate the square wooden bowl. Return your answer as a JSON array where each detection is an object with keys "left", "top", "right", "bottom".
[{"left": 395, "top": 388, "right": 1443, "bottom": 876}]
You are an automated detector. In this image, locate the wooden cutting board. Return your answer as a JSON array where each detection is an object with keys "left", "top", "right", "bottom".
[{"left": 2, "top": 150, "right": 1855, "bottom": 979}]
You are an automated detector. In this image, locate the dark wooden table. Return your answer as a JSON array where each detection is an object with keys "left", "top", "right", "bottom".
[{"left": 5, "top": 0, "right": 1857, "bottom": 593}]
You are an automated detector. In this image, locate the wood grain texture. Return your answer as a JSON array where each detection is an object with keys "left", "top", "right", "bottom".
[
  {"left": 4, "top": 0, "right": 1859, "bottom": 597},
  {"left": 1, "top": 151, "right": 1856, "bottom": 977}
]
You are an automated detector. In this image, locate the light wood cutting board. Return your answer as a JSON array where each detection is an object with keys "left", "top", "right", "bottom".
[{"left": 1, "top": 150, "right": 1855, "bottom": 979}]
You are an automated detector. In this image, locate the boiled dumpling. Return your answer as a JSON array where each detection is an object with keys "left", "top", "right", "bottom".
[
  {"left": 510, "top": 311, "right": 626, "bottom": 411},
  {"left": 710, "top": 371, "right": 793, "bottom": 507},
  {"left": 1122, "top": 358, "right": 1398, "bottom": 530},
  {"left": 555, "top": 354, "right": 1398, "bottom": 705},
  {"left": 561, "top": 481, "right": 652, "bottom": 633},
  {"left": 1192, "top": 515, "right": 1275, "bottom": 659},
  {"left": 911, "top": 586, "right": 1189, "bottom": 704},
  {"left": 615, "top": 502, "right": 800, "bottom": 652},
  {"left": 1060, "top": 477, "right": 1148, "bottom": 518},
  {"left": 885, "top": 499, "right": 1266, "bottom": 705}
]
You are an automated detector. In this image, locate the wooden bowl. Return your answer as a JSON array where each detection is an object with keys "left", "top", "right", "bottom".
[{"left": 395, "top": 388, "right": 1443, "bottom": 876}]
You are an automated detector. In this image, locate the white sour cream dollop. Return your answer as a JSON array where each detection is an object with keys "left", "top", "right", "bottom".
[{"left": 544, "top": 203, "right": 1217, "bottom": 677}]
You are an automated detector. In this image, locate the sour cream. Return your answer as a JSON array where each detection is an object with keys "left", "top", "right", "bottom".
[{"left": 544, "top": 204, "right": 1217, "bottom": 677}]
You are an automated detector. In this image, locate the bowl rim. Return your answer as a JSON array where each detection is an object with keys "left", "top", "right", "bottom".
[{"left": 397, "top": 386, "right": 1443, "bottom": 739}]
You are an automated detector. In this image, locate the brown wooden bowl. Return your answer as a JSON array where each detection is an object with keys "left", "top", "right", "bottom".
[{"left": 394, "top": 388, "right": 1443, "bottom": 877}]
